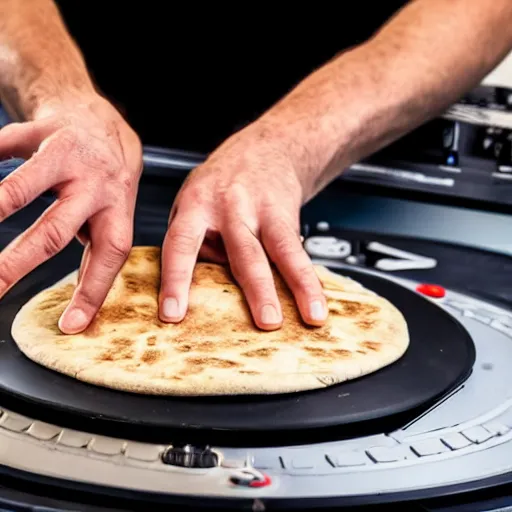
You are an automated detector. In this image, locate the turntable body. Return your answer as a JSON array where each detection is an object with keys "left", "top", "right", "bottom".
[{"left": 2, "top": 83, "right": 512, "bottom": 510}]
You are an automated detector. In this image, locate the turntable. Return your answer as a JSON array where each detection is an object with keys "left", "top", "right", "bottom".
[{"left": 2, "top": 84, "right": 512, "bottom": 511}]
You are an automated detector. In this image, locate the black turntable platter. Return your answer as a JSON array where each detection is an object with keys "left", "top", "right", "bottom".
[{"left": 0, "top": 199, "right": 475, "bottom": 442}]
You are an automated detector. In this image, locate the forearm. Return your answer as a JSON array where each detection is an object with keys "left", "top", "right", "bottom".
[
  {"left": 261, "top": 0, "right": 512, "bottom": 202},
  {"left": 0, "top": 0, "right": 95, "bottom": 121}
]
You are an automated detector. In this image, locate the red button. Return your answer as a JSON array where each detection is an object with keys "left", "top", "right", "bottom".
[
  {"left": 416, "top": 284, "right": 445, "bottom": 298},
  {"left": 249, "top": 474, "right": 272, "bottom": 488}
]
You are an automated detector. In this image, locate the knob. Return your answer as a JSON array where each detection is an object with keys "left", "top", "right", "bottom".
[{"left": 162, "top": 445, "right": 220, "bottom": 468}]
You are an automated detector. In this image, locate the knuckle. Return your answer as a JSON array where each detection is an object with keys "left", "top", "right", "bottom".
[
  {"left": 167, "top": 230, "right": 201, "bottom": 255},
  {"left": 272, "top": 236, "right": 302, "bottom": 259},
  {"left": 232, "top": 264, "right": 270, "bottom": 290},
  {"left": 103, "top": 238, "right": 132, "bottom": 269},
  {"left": 0, "top": 175, "right": 29, "bottom": 215},
  {"left": 234, "top": 239, "right": 261, "bottom": 262},
  {"left": 288, "top": 265, "right": 322, "bottom": 294},
  {"left": 0, "top": 260, "right": 13, "bottom": 290},
  {"left": 182, "top": 184, "right": 210, "bottom": 207},
  {"left": 222, "top": 184, "right": 248, "bottom": 210},
  {"left": 41, "top": 216, "right": 71, "bottom": 258}
]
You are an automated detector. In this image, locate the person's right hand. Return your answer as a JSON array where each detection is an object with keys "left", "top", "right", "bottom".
[{"left": 0, "top": 94, "right": 143, "bottom": 334}]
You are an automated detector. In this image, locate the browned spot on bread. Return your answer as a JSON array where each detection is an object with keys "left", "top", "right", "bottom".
[
  {"left": 242, "top": 347, "right": 278, "bottom": 358},
  {"left": 169, "top": 376, "right": 182, "bottom": 380},
  {"left": 357, "top": 319, "right": 376, "bottom": 330},
  {"left": 111, "top": 337, "right": 134, "bottom": 348},
  {"left": 141, "top": 349, "right": 162, "bottom": 364},
  {"left": 333, "top": 349, "right": 352, "bottom": 357},
  {"left": 144, "top": 248, "right": 160, "bottom": 263},
  {"left": 36, "top": 312, "right": 62, "bottom": 333},
  {"left": 329, "top": 300, "right": 379, "bottom": 317},
  {"left": 179, "top": 366, "right": 204, "bottom": 376},
  {"left": 304, "top": 347, "right": 352, "bottom": 359},
  {"left": 99, "top": 304, "right": 138, "bottom": 322},
  {"left": 98, "top": 303, "right": 163, "bottom": 329},
  {"left": 357, "top": 350, "right": 366, "bottom": 354},
  {"left": 98, "top": 347, "right": 134, "bottom": 362},
  {"left": 82, "top": 319, "right": 101, "bottom": 338},
  {"left": 174, "top": 343, "right": 193, "bottom": 352},
  {"left": 36, "top": 285, "right": 76, "bottom": 331},
  {"left": 127, "top": 246, "right": 160, "bottom": 266},
  {"left": 147, "top": 335, "right": 157, "bottom": 346},
  {"left": 37, "top": 284, "right": 74, "bottom": 311},
  {"left": 192, "top": 263, "right": 234, "bottom": 286},
  {"left": 123, "top": 272, "right": 160, "bottom": 295},
  {"left": 185, "top": 356, "right": 240, "bottom": 369},
  {"left": 194, "top": 341, "right": 216, "bottom": 352},
  {"left": 304, "top": 346, "right": 331, "bottom": 358},
  {"left": 240, "top": 370, "right": 260, "bottom": 375},
  {"left": 360, "top": 341, "right": 381, "bottom": 351}
]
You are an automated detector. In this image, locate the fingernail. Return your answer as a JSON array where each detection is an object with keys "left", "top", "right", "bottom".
[
  {"left": 162, "top": 297, "right": 182, "bottom": 320},
  {"left": 261, "top": 304, "right": 280, "bottom": 325},
  {"left": 309, "top": 300, "right": 327, "bottom": 321},
  {"left": 58, "top": 308, "right": 88, "bottom": 333}
]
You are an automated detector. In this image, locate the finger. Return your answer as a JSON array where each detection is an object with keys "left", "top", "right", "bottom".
[
  {"left": 59, "top": 208, "right": 133, "bottom": 334},
  {"left": 223, "top": 219, "right": 283, "bottom": 331},
  {"left": 261, "top": 216, "right": 327, "bottom": 326},
  {"left": 0, "top": 119, "right": 57, "bottom": 160},
  {"left": 0, "top": 147, "right": 63, "bottom": 222},
  {"left": 0, "top": 195, "right": 94, "bottom": 299},
  {"left": 159, "top": 208, "right": 207, "bottom": 322}
]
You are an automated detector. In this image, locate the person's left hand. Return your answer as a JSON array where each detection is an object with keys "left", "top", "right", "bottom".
[{"left": 158, "top": 121, "right": 328, "bottom": 331}]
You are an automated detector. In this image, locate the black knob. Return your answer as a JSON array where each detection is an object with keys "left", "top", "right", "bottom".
[{"left": 162, "top": 445, "right": 219, "bottom": 468}]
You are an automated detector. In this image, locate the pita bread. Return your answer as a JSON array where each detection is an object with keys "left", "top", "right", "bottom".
[{"left": 11, "top": 246, "right": 409, "bottom": 395}]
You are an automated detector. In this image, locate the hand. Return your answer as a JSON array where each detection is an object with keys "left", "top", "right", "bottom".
[
  {"left": 158, "top": 122, "right": 328, "bottom": 330},
  {"left": 0, "top": 95, "right": 143, "bottom": 334}
]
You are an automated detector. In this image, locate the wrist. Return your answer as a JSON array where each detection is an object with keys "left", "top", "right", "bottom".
[
  {"left": 27, "top": 82, "right": 98, "bottom": 122},
  {"left": 0, "top": 59, "right": 96, "bottom": 122},
  {"left": 256, "top": 71, "right": 362, "bottom": 203}
]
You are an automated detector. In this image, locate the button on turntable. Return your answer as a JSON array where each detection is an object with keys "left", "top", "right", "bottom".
[
  {"left": 125, "top": 442, "right": 164, "bottom": 462},
  {"left": 89, "top": 436, "right": 125, "bottom": 456},
  {"left": 228, "top": 455, "right": 273, "bottom": 489},
  {"left": 327, "top": 450, "right": 368, "bottom": 467},
  {"left": 229, "top": 469, "right": 272, "bottom": 488},
  {"left": 0, "top": 412, "right": 32, "bottom": 432},
  {"left": 410, "top": 438, "right": 449, "bottom": 457},
  {"left": 162, "top": 445, "right": 221, "bottom": 468},
  {"left": 441, "top": 432, "right": 472, "bottom": 450},
  {"left": 462, "top": 425, "right": 494, "bottom": 444},
  {"left": 26, "top": 421, "right": 61, "bottom": 441},
  {"left": 366, "top": 446, "right": 409, "bottom": 463},
  {"left": 253, "top": 454, "right": 282, "bottom": 470},
  {"left": 416, "top": 284, "right": 446, "bottom": 298}
]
